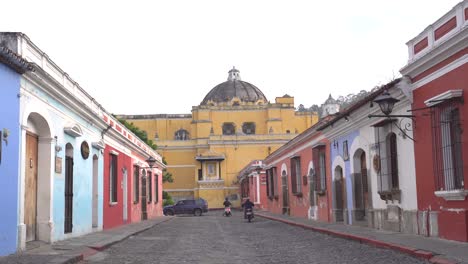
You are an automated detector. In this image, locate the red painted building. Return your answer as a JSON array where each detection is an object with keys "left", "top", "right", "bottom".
[
  {"left": 400, "top": 0, "right": 468, "bottom": 242},
  {"left": 102, "top": 114, "right": 165, "bottom": 230},
  {"left": 238, "top": 160, "right": 268, "bottom": 210},
  {"left": 263, "top": 120, "right": 332, "bottom": 222}
]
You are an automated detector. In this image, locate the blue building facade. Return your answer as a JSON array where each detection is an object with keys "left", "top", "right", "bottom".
[
  {"left": 330, "top": 130, "right": 359, "bottom": 225},
  {"left": 0, "top": 48, "right": 30, "bottom": 256}
]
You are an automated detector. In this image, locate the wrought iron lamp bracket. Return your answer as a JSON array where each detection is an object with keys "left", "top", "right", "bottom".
[{"left": 368, "top": 114, "right": 416, "bottom": 142}]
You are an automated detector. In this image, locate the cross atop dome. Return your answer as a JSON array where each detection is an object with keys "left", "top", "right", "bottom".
[{"left": 228, "top": 66, "right": 241, "bottom": 81}]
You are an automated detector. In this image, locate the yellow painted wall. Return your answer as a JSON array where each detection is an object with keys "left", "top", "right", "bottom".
[{"left": 121, "top": 96, "right": 318, "bottom": 208}]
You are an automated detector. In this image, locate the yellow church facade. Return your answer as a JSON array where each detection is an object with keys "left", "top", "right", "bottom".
[{"left": 119, "top": 68, "right": 318, "bottom": 208}]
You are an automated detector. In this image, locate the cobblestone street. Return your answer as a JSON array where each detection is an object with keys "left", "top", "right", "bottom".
[{"left": 81, "top": 211, "right": 425, "bottom": 264}]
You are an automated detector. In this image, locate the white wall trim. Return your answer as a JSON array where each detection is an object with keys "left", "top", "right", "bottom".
[{"left": 424, "top": 89, "right": 464, "bottom": 107}]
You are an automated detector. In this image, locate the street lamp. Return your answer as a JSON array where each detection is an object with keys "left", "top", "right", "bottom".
[
  {"left": 373, "top": 90, "right": 400, "bottom": 116},
  {"left": 145, "top": 156, "right": 157, "bottom": 168},
  {"left": 368, "top": 90, "right": 415, "bottom": 141}
]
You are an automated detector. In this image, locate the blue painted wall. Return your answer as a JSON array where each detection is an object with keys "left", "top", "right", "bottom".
[
  {"left": 330, "top": 130, "right": 359, "bottom": 224},
  {"left": 22, "top": 79, "right": 104, "bottom": 242},
  {"left": 0, "top": 63, "right": 21, "bottom": 255}
]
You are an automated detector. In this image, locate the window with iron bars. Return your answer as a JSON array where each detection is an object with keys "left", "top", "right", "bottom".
[
  {"left": 290, "top": 157, "right": 302, "bottom": 194},
  {"left": 431, "top": 100, "right": 464, "bottom": 191},
  {"left": 266, "top": 167, "right": 278, "bottom": 198},
  {"left": 313, "top": 146, "right": 326, "bottom": 193},
  {"left": 109, "top": 154, "right": 118, "bottom": 203},
  {"left": 148, "top": 171, "right": 152, "bottom": 203},
  {"left": 374, "top": 121, "right": 399, "bottom": 193},
  {"left": 133, "top": 165, "right": 140, "bottom": 203}
]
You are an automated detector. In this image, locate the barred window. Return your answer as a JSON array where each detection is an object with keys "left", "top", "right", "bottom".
[
  {"left": 242, "top": 122, "right": 256, "bottom": 134},
  {"left": 313, "top": 146, "right": 326, "bottom": 192},
  {"left": 133, "top": 166, "right": 140, "bottom": 203},
  {"left": 432, "top": 101, "right": 464, "bottom": 191},
  {"left": 174, "top": 129, "right": 189, "bottom": 140},
  {"left": 373, "top": 120, "right": 399, "bottom": 192},
  {"left": 109, "top": 154, "right": 118, "bottom": 203},
  {"left": 154, "top": 174, "right": 159, "bottom": 203},
  {"left": 148, "top": 171, "right": 152, "bottom": 203},
  {"left": 222, "top": 123, "right": 236, "bottom": 135},
  {"left": 290, "top": 157, "right": 302, "bottom": 194},
  {"left": 266, "top": 167, "right": 278, "bottom": 198}
]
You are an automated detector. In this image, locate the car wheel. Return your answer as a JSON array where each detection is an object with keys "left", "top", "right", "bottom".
[
  {"left": 194, "top": 209, "right": 202, "bottom": 216},
  {"left": 166, "top": 210, "right": 174, "bottom": 216}
]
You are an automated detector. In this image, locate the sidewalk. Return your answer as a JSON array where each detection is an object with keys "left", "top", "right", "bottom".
[
  {"left": 257, "top": 211, "right": 468, "bottom": 264},
  {"left": 0, "top": 217, "right": 173, "bottom": 264}
]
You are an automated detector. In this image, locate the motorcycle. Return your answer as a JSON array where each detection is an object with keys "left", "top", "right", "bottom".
[
  {"left": 246, "top": 208, "right": 254, "bottom": 222},
  {"left": 223, "top": 206, "right": 232, "bottom": 217}
]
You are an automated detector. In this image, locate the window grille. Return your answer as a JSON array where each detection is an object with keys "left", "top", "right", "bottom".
[
  {"left": 431, "top": 100, "right": 464, "bottom": 191},
  {"left": 290, "top": 157, "right": 302, "bottom": 194},
  {"left": 222, "top": 123, "right": 235, "bottom": 135},
  {"left": 110, "top": 154, "right": 118, "bottom": 203},
  {"left": 174, "top": 129, "right": 190, "bottom": 140},
  {"left": 133, "top": 166, "right": 140, "bottom": 203},
  {"left": 242, "top": 122, "right": 256, "bottom": 134},
  {"left": 313, "top": 146, "right": 327, "bottom": 192},
  {"left": 148, "top": 171, "right": 152, "bottom": 202},
  {"left": 374, "top": 120, "right": 399, "bottom": 192},
  {"left": 155, "top": 174, "right": 159, "bottom": 203}
]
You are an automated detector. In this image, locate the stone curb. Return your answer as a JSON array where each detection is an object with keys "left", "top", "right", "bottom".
[
  {"left": 61, "top": 217, "right": 175, "bottom": 264},
  {"left": 257, "top": 213, "right": 458, "bottom": 264}
]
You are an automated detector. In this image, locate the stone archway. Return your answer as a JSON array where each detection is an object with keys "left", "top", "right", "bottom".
[{"left": 23, "top": 112, "right": 52, "bottom": 244}]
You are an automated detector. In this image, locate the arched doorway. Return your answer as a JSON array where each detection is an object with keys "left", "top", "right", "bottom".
[
  {"left": 352, "top": 149, "right": 369, "bottom": 223},
  {"left": 24, "top": 112, "right": 52, "bottom": 243},
  {"left": 64, "top": 143, "right": 74, "bottom": 234},
  {"left": 334, "top": 166, "right": 345, "bottom": 222}
]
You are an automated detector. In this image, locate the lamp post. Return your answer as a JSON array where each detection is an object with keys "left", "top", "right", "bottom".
[{"left": 368, "top": 90, "right": 415, "bottom": 141}]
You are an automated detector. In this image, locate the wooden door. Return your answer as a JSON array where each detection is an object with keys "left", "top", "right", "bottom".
[
  {"left": 360, "top": 152, "right": 369, "bottom": 213},
  {"left": 64, "top": 156, "right": 73, "bottom": 233},
  {"left": 25, "top": 133, "right": 38, "bottom": 242}
]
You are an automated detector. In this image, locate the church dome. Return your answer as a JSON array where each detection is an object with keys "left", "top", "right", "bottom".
[{"left": 200, "top": 67, "right": 268, "bottom": 105}]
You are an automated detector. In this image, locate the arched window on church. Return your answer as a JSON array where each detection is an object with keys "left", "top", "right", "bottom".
[
  {"left": 242, "top": 122, "right": 256, "bottom": 135},
  {"left": 222, "top": 123, "right": 236, "bottom": 135},
  {"left": 174, "top": 129, "right": 189, "bottom": 140}
]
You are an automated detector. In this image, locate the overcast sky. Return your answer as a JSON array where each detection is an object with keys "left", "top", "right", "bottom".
[{"left": 1, "top": 0, "right": 461, "bottom": 114}]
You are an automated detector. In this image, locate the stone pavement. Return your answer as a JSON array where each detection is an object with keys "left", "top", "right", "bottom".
[
  {"left": 256, "top": 211, "right": 468, "bottom": 264},
  {"left": 0, "top": 216, "right": 173, "bottom": 264}
]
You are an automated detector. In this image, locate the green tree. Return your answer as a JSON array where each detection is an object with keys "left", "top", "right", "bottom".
[
  {"left": 161, "top": 157, "right": 173, "bottom": 183},
  {"left": 113, "top": 115, "right": 157, "bottom": 150}
]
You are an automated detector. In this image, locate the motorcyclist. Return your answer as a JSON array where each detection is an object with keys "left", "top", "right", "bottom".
[
  {"left": 242, "top": 198, "right": 254, "bottom": 219},
  {"left": 223, "top": 197, "right": 232, "bottom": 216},
  {"left": 223, "top": 197, "right": 232, "bottom": 208}
]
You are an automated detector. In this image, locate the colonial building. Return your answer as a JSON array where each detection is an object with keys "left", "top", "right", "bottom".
[
  {"left": 238, "top": 160, "right": 267, "bottom": 210},
  {"left": 318, "top": 80, "right": 418, "bottom": 233},
  {"left": 119, "top": 67, "right": 318, "bottom": 207},
  {"left": 400, "top": 0, "right": 468, "bottom": 242},
  {"left": 0, "top": 32, "right": 164, "bottom": 255},
  {"left": 0, "top": 45, "right": 32, "bottom": 256},
  {"left": 262, "top": 117, "right": 331, "bottom": 221}
]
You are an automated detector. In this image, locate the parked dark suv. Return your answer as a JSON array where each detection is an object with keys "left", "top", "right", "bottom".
[{"left": 163, "top": 198, "right": 208, "bottom": 216}]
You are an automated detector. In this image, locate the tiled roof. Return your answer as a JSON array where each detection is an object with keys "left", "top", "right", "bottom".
[{"left": 0, "top": 46, "right": 33, "bottom": 74}]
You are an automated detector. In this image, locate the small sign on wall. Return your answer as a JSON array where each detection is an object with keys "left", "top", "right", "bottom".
[{"left": 55, "top": 156, "right": 62, "bottom": 173}]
